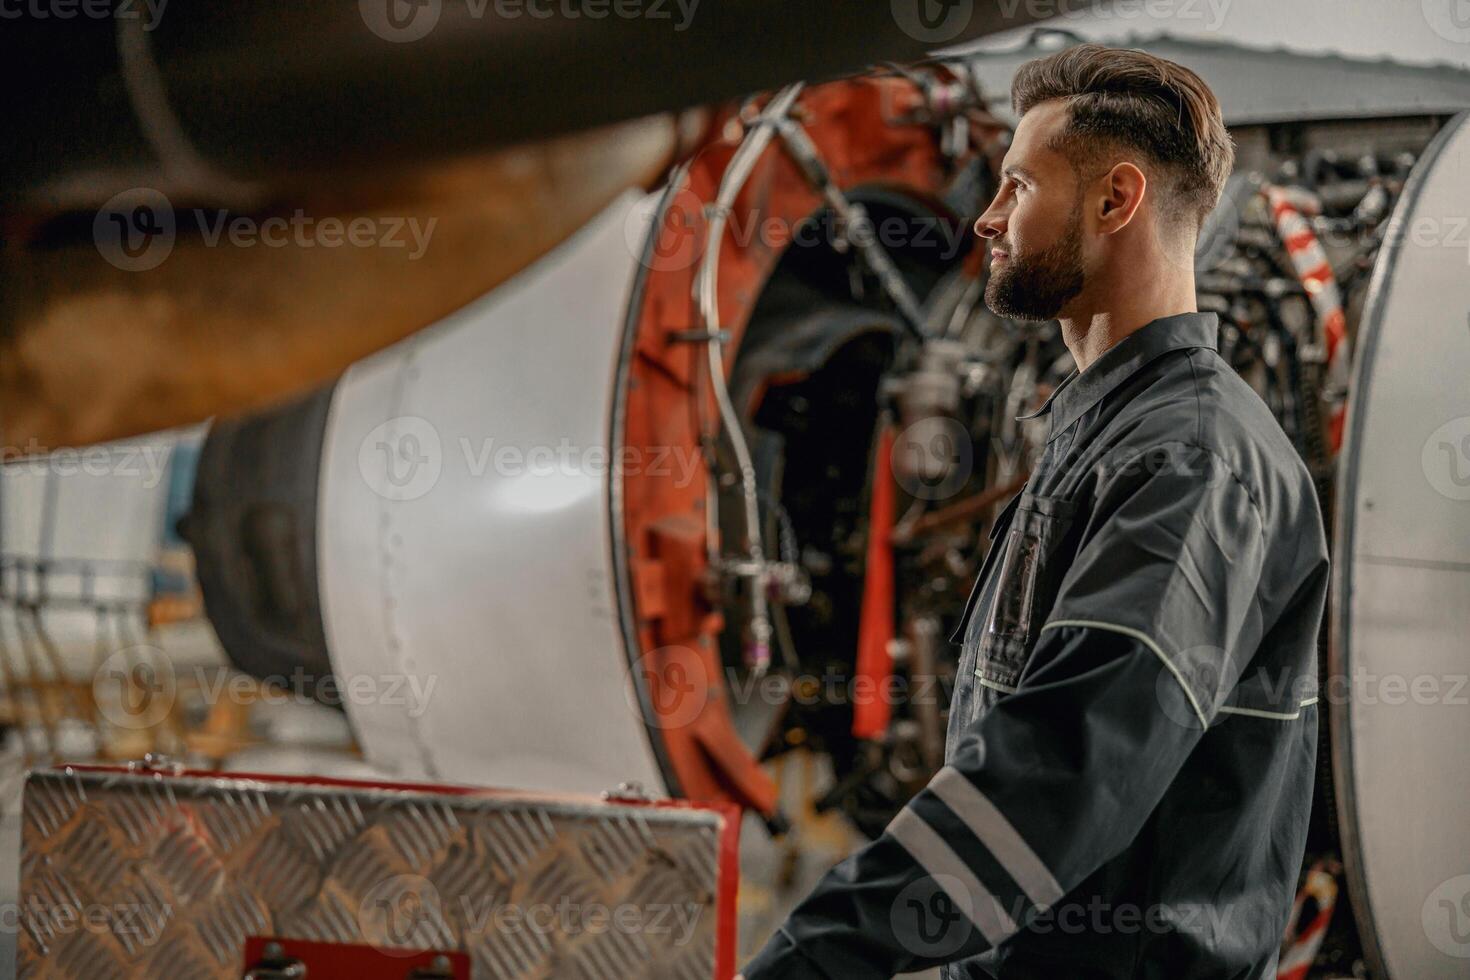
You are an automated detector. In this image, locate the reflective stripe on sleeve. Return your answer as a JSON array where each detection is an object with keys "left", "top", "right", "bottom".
[
  {"left": 928, "top": 767, "right": 1064, "bottom": 911},
  {"left": 887, "top": 808, "right": 1019, "bottom": 946}
]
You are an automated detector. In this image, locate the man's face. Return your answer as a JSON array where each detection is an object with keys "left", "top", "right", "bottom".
[{"left": 975, "top": 101, "right": 1087, "bottom": 321}]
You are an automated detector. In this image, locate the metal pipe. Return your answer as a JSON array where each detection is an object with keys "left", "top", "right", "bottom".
[{"left": 695, "top": 83, "right": 803, "bottom": 676}]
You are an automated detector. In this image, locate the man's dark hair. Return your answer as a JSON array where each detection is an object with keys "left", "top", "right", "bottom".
[{"left": 1011, "top": 43, "right": 1234, "bottom": 230}]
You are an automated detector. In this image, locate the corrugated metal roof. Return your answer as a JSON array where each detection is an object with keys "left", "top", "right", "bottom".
[{"left": 960, "top": 29, "right": 1470, "bottom": 124}]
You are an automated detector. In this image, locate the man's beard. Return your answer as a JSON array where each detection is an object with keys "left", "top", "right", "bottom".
[{"left": 984, "top": 209, "right": 1085, "bottom": 321}]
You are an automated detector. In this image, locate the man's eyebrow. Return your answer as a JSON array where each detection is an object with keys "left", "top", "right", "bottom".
[{"left": 1002, "top": 165, "right": 1036, "bottom": 182}]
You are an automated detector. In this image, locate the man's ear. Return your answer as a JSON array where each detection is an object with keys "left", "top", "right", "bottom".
[{"left": 1094, "top": 161, "right": 1147, "bottom": 234}]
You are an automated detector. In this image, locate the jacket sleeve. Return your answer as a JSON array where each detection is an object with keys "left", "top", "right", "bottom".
[{"left": 740, "top": 444, "right": 1269, "bottom": 979}]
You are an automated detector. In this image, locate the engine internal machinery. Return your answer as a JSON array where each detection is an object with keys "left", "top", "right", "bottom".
[{"left": 704, "top": 93, "right": 1442, "bottom": 848}]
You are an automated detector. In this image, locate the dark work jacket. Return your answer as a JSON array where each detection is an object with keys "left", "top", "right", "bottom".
[{"left": 743, "top": 312, "right": 1328, "bottom": 980}]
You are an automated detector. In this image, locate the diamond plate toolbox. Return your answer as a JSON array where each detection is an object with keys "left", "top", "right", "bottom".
[{"left": 17, "top": 766, "right": 739, "bottom": 979}]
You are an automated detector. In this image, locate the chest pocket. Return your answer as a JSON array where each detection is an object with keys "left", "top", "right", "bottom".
[
  {"left": 975, "top": 492, "right": 1077, "bottom": 692},
  {"left": 949, "top": 491, "right": 1023, "bottom": 646}
]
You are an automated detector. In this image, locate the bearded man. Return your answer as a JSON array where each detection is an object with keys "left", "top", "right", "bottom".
[{"left": 740, "top": 43, "right": 1328, "bottom": 980}]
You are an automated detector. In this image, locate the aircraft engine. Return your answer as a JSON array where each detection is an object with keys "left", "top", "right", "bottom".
[{"left": 184, "top": 69, "right": 1011, "bottom": 826}]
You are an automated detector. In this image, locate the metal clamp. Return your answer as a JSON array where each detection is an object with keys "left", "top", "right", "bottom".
[
  {"left": 128, "top": 752, "right": 185, "bottom": 776},
  {"left": 242, "top": 941, "right": 307, "bottom": 979},
  {"left": 602, "top": 780, "right": 656, "bottom": 803},
  {"left": 667, "top": 329, "right": 731, "bottom": 344}
]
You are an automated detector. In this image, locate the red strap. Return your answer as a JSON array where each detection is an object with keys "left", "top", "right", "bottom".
[{"left": 853, "top": 424, "right": 897, "bottom": 740}]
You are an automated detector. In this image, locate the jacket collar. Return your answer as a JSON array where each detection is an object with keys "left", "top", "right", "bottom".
[{"left": 1018, "top": 312, "right": 1220, "bottom": 442}]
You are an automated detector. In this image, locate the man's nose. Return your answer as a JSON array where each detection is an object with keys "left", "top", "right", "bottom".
[{"left": 974, "top": 205, "right": 1006, "bottom": 241}]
